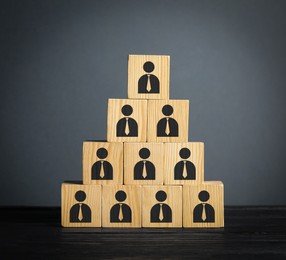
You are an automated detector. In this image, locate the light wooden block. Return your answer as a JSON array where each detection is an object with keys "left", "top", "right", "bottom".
[
  {"left": 107, "top": 99, "right": 147, "bottom": 142},
  {"left": 164, "top": 142, "right": 204, "bottom": 185},
  {"left": 102, "top": 185, "right": 141, "bottom": 227},
  {"left": 128, "top": 54, "right": 170, "bottom": 100},
  {"left": 147, "top": 100, "right": 189, "bottom": 142},
  {"left": 82, "top": 141, "right": 123, "bottom": 185},
  {"left": 142, "top": 185, "right": 182, "bottom": 228},
  {"left": 183, "top": 181, "right": 224, "bottom": 228},
  {"left": 61, "top": 182, "right": 101, "bottom": 227},
  {"left": 124, "top": 143, "right": 164, "bottom": 185}
]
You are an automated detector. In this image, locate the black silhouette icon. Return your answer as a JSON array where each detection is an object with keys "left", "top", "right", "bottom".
[
  {"left": 116, "top": 105, "right": 138, "bottom": 137},
  {"left": 174, "top": 148, "right": 196, "bottom": 180},
  {"left": 110, "top": 190, "right": 132, "bottom": 223},
  {"left": 157, "top": 105, "right": 178, "bottom": 137},
  {"left": 150, "top": 190, "right": 172, "bottom": 223},
  {"left": 193, "top": 190, "right": 215, "bottom": 223},
  {"left": 138, "top": 61, "right": 160, "bottom": 93},
  {"left": 70, "top": 190, "right": 92, "bottom": 223},
  {"left": 134, "top": 148, "right": 156, "bottom": 180},
  {"left": 92, "top": 148, "right": 113, "bottom": 180}
]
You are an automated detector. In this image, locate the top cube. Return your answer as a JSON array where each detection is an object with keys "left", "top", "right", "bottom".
[{"left": 128, "top": 55, "right": 170, "bottom": 100}]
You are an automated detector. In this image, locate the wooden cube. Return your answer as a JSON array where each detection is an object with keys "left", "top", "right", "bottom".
[
  {"left": 124, "top": 143, "right": 164, "bottom": 185},
  {"left": 183, "top": 181, "right": 224, "bottom": 228},
  {"left": 128, "top": 54, "right": 170, "bottom": 100},
  {"left": 164, "top": 142, "right": 204, "bottom": 185},
  {"left": 82, "top": 141, "right": 123, "bottom": 185},
  {"left": 102, "top": 185, "right": 141, "bottom": 227},
  {"left": 147, "top": 100, "right": 189, "bottom": 142},
  {"left": 61, "top": 182, "right": 101, "bottom": 227},
  {"left": 142, "top": 185, "right": 182, "bottom": 228},
  {"left": 107, "top": 99, "right": 147, "bottom": 142}
]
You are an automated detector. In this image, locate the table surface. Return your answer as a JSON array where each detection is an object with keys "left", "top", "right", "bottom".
[{"left": 1, "top": 206, "right": 286, "bottom": 259}]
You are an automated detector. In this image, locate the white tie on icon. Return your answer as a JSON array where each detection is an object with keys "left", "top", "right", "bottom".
[
  {"left": 142, "top": 161, "right": 147, "bottom": 178},
  {"left": 182, "top": 161, "right": 187, "bottom": 179},
  {"left": 119, "top": 203, "right": 123, "bottom": 221},
  {"left": 202, "top": 203, "right": 207, "bottom": 221},
  {"left": 159, "top": 203, "right": 164, "bottom": 221},
  {"left": 99, "top": 161, "right": 105, "bottom": 178},
  {"left": 165, "top": 118, "right": 170, "bottom": 135},
  {"left": 146, "top": 74, "right": 151, "bottom": 92},
  {"left": 78, "top": 203, "right": 83, "bottom": 221},
  {"left": 125, "top": 118, "right": 130, "bottom": 135}
]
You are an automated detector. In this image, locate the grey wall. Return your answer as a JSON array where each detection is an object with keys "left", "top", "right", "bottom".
[{"left": 1, "top": 0, "right": 286, "bottom": 206}]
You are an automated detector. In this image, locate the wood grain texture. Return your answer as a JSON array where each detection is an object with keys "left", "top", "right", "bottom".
[
  {"left": 61, "top": 182, "right": 101, "bottom": 227},
  {"left": 102, "top": 185, "right": 141, "bottom": 227},
  {"left": 3, "top": 206, "right": 286, "bottom": 259},
  {"left": 107, "top": 99, "right": 147, "bottom": 142},
  {"left": 82, "top": 141, "right": 123, "bottom": 185},
  {"left": 164, "top": 142, "right": 204, "bottom": 185},
  {"left": 142, "top": 185, "right": 182, "bottom": 228},
  {"left": 124, "top": 142, "right": 164, "bottom": 185},
  {"left": 183, "top": 181, "right": 224, "bottom": 228},
  {"left": 147, "top": 99, "right": 189, "bottom": 142},
  {"left": 128, "top": 54, "right": 170, "bottom": 99}
]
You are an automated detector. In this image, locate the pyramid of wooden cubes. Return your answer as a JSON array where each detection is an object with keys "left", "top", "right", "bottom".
[{"left": 61, "top": 54, "right": 224, "bottom": 228}]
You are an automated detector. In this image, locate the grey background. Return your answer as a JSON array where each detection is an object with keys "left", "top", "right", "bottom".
[{"left": 1, "top": 0, "right": 286, "bottom": 206}]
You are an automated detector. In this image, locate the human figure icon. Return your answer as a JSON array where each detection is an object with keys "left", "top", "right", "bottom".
[
  {"left": 174, "top": 148, "right": 196, "bottom": 180},
  {"left": 134, "top": 148, "right": 156, "bottom": 180},
  {"left": 150, "top": 190, "right": 172, "bottom": 223},
  {"left": 110, "top": 190, "right": 132, "bottom": 223},
  {"left": 70, "top": 190, "right": 92, "bottom": 223},
  {"left": 91, "top": 148, "right": 113, "bottom": 180},
  {"left": 138, "top": 61, "right": 160, "bottom": 93},
  {"left": 193, "top": 190, "right": 215, "bottom": 223},
  {"left": 116, "top": 105, "right": 138, "bottom": 137},
  {"left": 157, "top": 105, "right": 179, "bottom": 137}
]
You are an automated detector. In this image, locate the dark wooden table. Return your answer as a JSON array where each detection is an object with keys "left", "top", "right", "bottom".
[{"left": 1, "top": 206, "right": 285, "bottom": 259}]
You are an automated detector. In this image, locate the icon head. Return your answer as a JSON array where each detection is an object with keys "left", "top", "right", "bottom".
[
  {"left": 97, "top": 148, "right": 108, "bottom": 159},
  {"left": 75, "top": 190, "right": 86, "bottom": 202},
  {"left": 115, "top": 190, "right": 127, "bottom": 202},
  {"left": 121, "top": 105, "right": 133, "bottom": 116},
  {"left": 179, "top": 148, "right": 191, "bottom": 159},
  {"left": 139, "top": 148, "right": 150, "bottom": 159},
  {"left": 198, "top": 190, "right": 210, "bottom": 202},
  {"left": 155, "top": 190, "right": 167, "bottom": 202},
  {"left": 162, "top": 105, "right": 173, "bottom": 116},
  {"left": 143, "top": 61, "right": 155, "bottom": 73}
]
